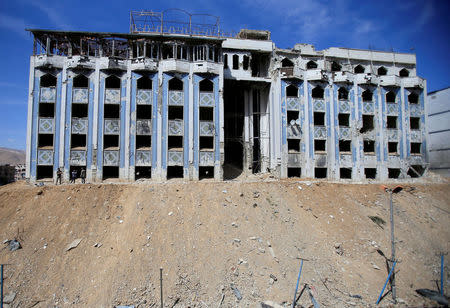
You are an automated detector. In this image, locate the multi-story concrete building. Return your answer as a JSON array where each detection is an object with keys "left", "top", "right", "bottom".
[{"left": 25, "top": 10, "right": 428, "bottom": 182}]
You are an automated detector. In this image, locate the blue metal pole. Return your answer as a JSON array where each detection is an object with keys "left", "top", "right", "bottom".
[
  {"left": 441, "top": 254, "right": 444, "bottom": 296},
  {"left": 376, "top": 260, "right": 397, "bottom": 305},
  {"left": 1, "top": 264, "right": 3, "bottom": 308},
  {"left": 291, "top": 259, "right": 304, "bottom": 308}
]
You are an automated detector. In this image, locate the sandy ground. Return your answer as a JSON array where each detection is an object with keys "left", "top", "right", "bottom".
[{"left": 0, "top": 177, "right": 449, "bottom": 307}]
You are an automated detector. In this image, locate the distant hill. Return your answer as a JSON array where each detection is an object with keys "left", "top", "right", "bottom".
[{"left": 0, "top": 147, "right": 26, "bottom": 165}]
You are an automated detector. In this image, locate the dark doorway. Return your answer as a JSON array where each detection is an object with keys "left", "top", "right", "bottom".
[
  {"left": 135, "top": 166, "right": 151, "bottom": 179},
  {"left": 36, "top": 166, "right": 53, "bottom": 180},
  {"left": 69, "top": 165, "right": 85, "bottom": 181}
]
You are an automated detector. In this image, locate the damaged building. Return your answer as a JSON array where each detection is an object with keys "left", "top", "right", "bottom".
[{"left": 25, "top": 10, "right": 428, "bottom": 182}]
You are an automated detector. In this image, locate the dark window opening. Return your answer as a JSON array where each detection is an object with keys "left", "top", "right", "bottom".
[
  {"left": 135, "top": 166, "right": 151, "bottom": 179},
  {"left": 73, "top": 75, "right": 88, "bottom": 88},
  {"left": 407, "top": 165, "right": 425, "bottom": 178},
  {"left": 200, "top": 137, "right": 214, "bottom": 150},
  {"left": 315, "top": 168, "right": 327, "bottom": 178},
  {"left": 410, "top": 117, "right": 420, "bottom": 129},
  {"left": 361, "top": 114, "right": 374, "bottom": 133},
  {"left": 105, "top": 76, "right": 120, "bottom": 88},
  {"left": 411, "top": 142, "right": 421, "bottom": 154},
  {"left": 314, "top": 112, "right": 325, "bottom": 126},
  {"left": 232, "top": 54, "right": 239, "bottom": 70},
  {"left": 286, "top": 85, "right": 298, "bottom": 97},
  {"left": 386, "top": 91, "right": 396, "bottom": 103},
  {"left": 243, "top": 55, "right": 250, "bottom": 70},
  {"left": 364, "top": 140, "right": 375, "bottom": 153},
  {"left": 72, "top": 103, "right": 88, "bottom": 118},
  {"left": 288, "top": 139, "right": 300, "bottom": 152},
  {"left": 288, "top": 168, "right": 301, "bottom": 178},
  {"left": 365, "top": 168, "right": 377, "bottom": 179},
  {"left": 354, "top": 65, "right": 365, "bottom": 74},
  {"left": 339, "top": 113, "right": 350, "bottom": 127},
  {"left": 168, "top": 78, "right": 183, "bottom": 91},
  {"left": 224, "top": 54, "right": 228, "bottom": 69},
  {"left": 388, "top": 168, "right": 401, "bottom": 179},
  {"left": 37, "top": 166, "right": 53, "bottom": 180},
  {"left": 312, "top": 86, "right": 324, "bottom": 99},
  {"left": 282, "top": 58, "right": 294, "bottom": 67},
  {"left": 103, "top": 166, "right": 119, "bottom": 179},
  {"left": 200, "top": 107, "right": 213, "bottom": 121},
  {"left": 339, "top": 140, "right": 351, "bottom": 152},
  {"left": 362, "top": 90, "right": 373, "bottom": 102},
  {"left": 408, "top": 92, "right": 418, "bottom": 104},
  {"left": 136, "top": 135, "right": 151, "bottom": 149},
  {"left": 399, "top": 68, "right": 409, "bottom": 77},
  {"left": 71, "top": 134, "right": 86, "bottom": 148},
  {"left": 314, "top": 140, "right": 326, "bottom": 152},
  {"left": 162, "top": 44, "right": 174, "bottom": 59},
  {"left": 340, "top": 168, "right": 352, "bottom": 179},
  {"left": 39, "top": 103, "right": 55, "bottom": 117},
  {"left": 287, "top": 111, "right": 299, "bottom": 123},
  {"left": 199, "top": 79, "right": 214, "bottom": 92},
  {"left": 38, "top": 134, "right": 53, "bottom": 148},
  {"left": 199, "top": 166, "right": 214, "bottom": 179},
  {"left": 250, "top": 53, "right": 270, "bottom": 77},
  {"left": 104, "top": 104, "right": 120, "bottom": 118},
  {"left": 378, "top": 66, "right": 387, "bottom": 76},
  {"left": 168, "top": 106, "right": 183, "bottom": 120},
  {"left": 104, "top": 135, "right": 119, "bottom": 149},
  {"left": 338, "top": 87, "right": 348, "bottom": 100},
  {"left": 306, "top": 60, "right": 317, "bottom": 69},
  {"left": 331, "top": 61, "right": 341, "bottom": 72},
  {"left": 167, "top": 166, "right": 183, "bottom": 179},
  {"left": 387, "top": 116, "right": 397, "bottom": 129},
  {"left": 137, "top": 105, "right": 152, "bottom": 119},
  {"left": 40, "top": 74, "right": 56, "bottom": 87},
  {"left": 137, "top": 76, "right": 152, "bottom": 90},
  {"left": 168, "top": 136, "right": 183, "bottom": 150},
  {"left": 388, "top": 142, "right": 398, "bottom": 154}
]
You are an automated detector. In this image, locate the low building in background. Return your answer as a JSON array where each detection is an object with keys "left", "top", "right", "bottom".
[
  {"left": 15, "top": 164, "right": 26, "bottom": 180},
  {"left": 0, "top": 164, "right": 16, "bottom": 185}
]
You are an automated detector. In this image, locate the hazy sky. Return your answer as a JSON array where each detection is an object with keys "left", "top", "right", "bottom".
[{"left": 0, "top": 0, "right": 449, "bottom": 149}]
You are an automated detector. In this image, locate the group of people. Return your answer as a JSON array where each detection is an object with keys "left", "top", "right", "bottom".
[{"left": 56, "top": 167, "right": 86, "bottom": 185}]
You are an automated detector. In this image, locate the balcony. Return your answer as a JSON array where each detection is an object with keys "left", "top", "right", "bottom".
[
  {"left": 402, "top": 76, "right": 424, "bottom": 88},
  {"left": 131, "top": 58, "right": 158, "bottom": 71},
  {"left": 380, "top": 75, "right": 401, "bottom": 87},
  {"left": 66, "top": 56, "right": 95, "bottom": 70},
  {"left": 160, "top": 59, "right": 190, "bottom": 73},
  {"left": 305, "top": 69, "right": 325, "bottom": 81},
  {"left": 193, "top": 61, "right": 222, "bottom": 74}
]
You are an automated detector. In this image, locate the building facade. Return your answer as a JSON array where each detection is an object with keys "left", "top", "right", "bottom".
[{"left": 25, "top": 18, "right": 428, "bottom": 182}]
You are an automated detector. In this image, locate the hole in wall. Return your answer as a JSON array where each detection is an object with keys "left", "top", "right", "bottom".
[
  {"left": 288, "top": 168, "right": 301, "bottom": 178},
  {"left": 135, "top": 166, "right": 151, "bottom": 179},
  {"left": 36, "top": 165, "right": 53, "bottom": 180},
  {"left": 199, "top": 166, "right": 214, "bottom": 179},
  {"left": 103, "top": 166, "right": 119, "bottom": 179},
  {"left": 388, "top": 168, "right": 401, "bottom": 179},
  {"left": 315, "top": 168, "right": 327, "bottom": 178},
  {"left": 365, "top": 168, "right": 376, "bottom": 179},
  {"left": 340, "top": 168, "right": 352, "bottom": 179},
  {"left": 167, "top": 166, "right": 183, "bottom": 179}
]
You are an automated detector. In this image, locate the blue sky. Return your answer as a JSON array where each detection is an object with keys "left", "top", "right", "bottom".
[{"left": 0, "top": 0, "right": 449, "bottom": 150}]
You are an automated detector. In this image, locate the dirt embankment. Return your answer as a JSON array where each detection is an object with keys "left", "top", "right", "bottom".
[{"left": 0, "top": 179, "right": 449, "bottom": 307}]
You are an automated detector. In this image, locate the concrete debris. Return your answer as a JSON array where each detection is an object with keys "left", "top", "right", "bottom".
[
  {"left": 36, "top": 189, "right": 43, "bottom": 195},
  {"left": 7, "top": 239, "right": 21, "bottom": 251},
  {"left": 168, "top": 212, "right": 173, "bottom": 216},
  {"left": 253, "top": 191, "right": 260, "bottom": 198},
  {"left": 334, "top": 243, "right": 343, "bottom": 255},
  {"left": 231, "top": 222, "right": 238, "bottom": 227},
  {"left": 225, "top": 197, "right": 232, "bottom": 203},
  {"left": 261, "top": 301, "right": 284, "bottom": 308},
  {"left": 222, "top": 190, "right": 227, "bottom": 194},
  {"left": 230, "top": 283, "right": 242, "bottom": 300},
  {"left": 416, "top": 289, "right": 448, "bottom": 306},
  {"left": 93, "top": 242, "right": 102, "bottom": 248},
  {"left": 66, "top": 238, "right": 82, "bottom": 251},
  {"left": 3, "top": 292, "right": 16, "bottom": 304},
  {"left": 269, "top": 274, "right": 277, "bottom": 281},
  {"left": 371, "top": 263, "right": 380, "bottom": 270},
  {"left": 298, "top": 185, "right": 303, "bottom": 190}
]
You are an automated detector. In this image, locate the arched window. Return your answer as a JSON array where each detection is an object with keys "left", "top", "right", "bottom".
[
  {"left": 331, "top": 61, "right": 341, "bottom": 72},
  {"left": 338, "top": 87, "right": 348, "bottom": 100},
  {"left": 40, "top": 74, "right": 56, "bottom": 87},
  {"left": 312, "top": 86, "right": 324, "bottom": 99},
  {"left": 362, "top": 89, "right": 372, "bottom": 102},
  {"left": 168, "top": 77, "right": 183, "bottom": 91},
  {"left": 105, "top": 75, "right": 121, "bottom": 88},
  {"left": 354, "top": 65, "right": 365, "bottom": 74},
  {"left": 286, "top": 84, "right": 298, "bottom": 97},
  {"left": 377, "top": 66, "right": 387, "bottom": 76},
  {"left": 386, "top": 91, "right": 396, "bottom": 103},
  {"left": 399, "top": 68, "right": 409, "bottom": 77},
  {"left": 306, "top": 60, "right": 318, "bottom": 69},
  {"left": 232, "top": 54, "right": 239, "bottom": 70},
  {"left": 137, "top": 76, "right": 152, "bottom": 90},
  {"left": 73, "top": 75, "right": 88, "bottom": 88},
  {"left": 224, "top": 54, "right": 228, "bottom": 69},
  {"left": 199, "top": 79, "right": 213, "bottom": 92},
  {"left": 281, "top": 58, "right": 294, "bottom": 67},
  {"left": 408, "top": 92, "right": 418, "bottom": 104}
]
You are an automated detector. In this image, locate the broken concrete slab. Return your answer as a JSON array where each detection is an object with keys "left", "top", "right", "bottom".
[
  {"left": 3, "top": 292, "right": 16, "bottom": 304},
  {"left": 66, "top": 238, "right": 82, "bottom": 251}
]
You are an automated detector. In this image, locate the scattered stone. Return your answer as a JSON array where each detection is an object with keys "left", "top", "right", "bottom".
[
  {"left": 297, "top": 185, "right": 302, "bottom": 190},
  {"left": 231, "top": 222, "right": 238, "bottom": 227},
  {"left": 253, "top": 203, "right": 258, "bottom": 208},
  {"left": 305, "top": 181, "right": 312, "bottom": 186},
  {"left": 119, "top": 220, "right": 123, "bottom": 224},
  {"left": 372, "top": 263, "right": 380, "bottom": 270},
  {"left": 168, "top": 212, "right": 173, "bottom": 216},
  {"left": 350, "top": 294, "right": 362, "bottom": 299},
  {"left": 240, "top": 193, "right": 244, "bottom": 197},
  {"left": 225, "top": 197, "right": 232, "bottom": 203},
  {"left": 230, "top": 284, "right": 242, "bottom": 300},
  {"left": 3, "top": 292, "right": 16, "bottom": 304},
  {"left": 93, "top": 243, "right": 102, "bottom": 248},
  {"left": 8, "top": 239, "right": 21, "bottom": 251},
  {"left": 253, "top": 191, "right": 260, "bottom": 198},
  {"left": 261, "top": 301, "right": 284, "bottom": 308},
  {"left": 269, "top": 274, "right": 277, "bottom": 281},
  {"left": 258, "top": 248, "right": 265, "bottom": 253},
  {"left": 334, "top": 243, "right": 344, "bottom": 255},
  {"left": 67, "top": 196, "right": 71, "bottom": 200},
  {"left": 233, "top": 238, "right": 241, "bottom": 243},
  {"left": 37, "top": 190, "right": 43, "bottom": 195},
  {"left": 66, "top": 238, "right": 82, "bottom": 251},
  {"left": 222, "top": 190, "right": 227, "bottom": 194}
]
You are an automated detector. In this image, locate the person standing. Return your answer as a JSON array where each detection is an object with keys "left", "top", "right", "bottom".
[
  {"left": 70, "top": 169, "right": 77, "bottom": 184},
  {"left": 80, "top": 168, "right": 86, "bottom": 184},
  {"left": 56, "top": 167, "right": 63, "bottom": 185}
]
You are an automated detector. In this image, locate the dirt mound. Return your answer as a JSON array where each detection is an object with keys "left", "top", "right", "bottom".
[{"left": 0, "top": 180, "right": 449, "bottom": 307}]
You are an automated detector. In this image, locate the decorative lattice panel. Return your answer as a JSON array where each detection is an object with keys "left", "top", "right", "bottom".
[
  {"left": 136, "top": 120, "right": 152, "bottom": 135},
  {"left": 103, "top": 150, "right": 119, "bottom": 166},
  {"left": 287, "top": 125, "right": 301, "bottom": 139},
  {"left": 73, "top": 88, "right": 88, "bottom": 104},
  {"left": 313, "top": 99, "right": 325, "bottom": 112},
  {"left": 70, "top": 150, "right": 86, "bottom": 165},
  {"left": 387, "top": 129, "right": 398, "bottom": 141},
  {"left": 314, "top": 126, "right": 327, "bottom": 139},
  {"left": 199, "top": 151, "right": 214, "bottom": 166},
  {"left": 168, "top": 120, "right": 183, "bottom": 136},
  {"left": 136, "top": 150, "right": 151, "bottom": 166},
  {"left": 199, "top": 121, "right": 214, "bottom": 136},
  {"left": 137, "top": 89, "right": 153, "bottom": 105},
  {"left": 37, "top": 149, "right": 53, "bottom": 165},
  {"left": 363, "top": 102, "right": 375, "bottom": 114},
  {"left": 72, "top": 118, "right": 88, "bottom": 134},
  {"left": 168, "top": 151, "right": 183, "bottom": 166},
  {"left": 199, "top": 92, "right": 214, "bottom": 107},
  {"left": 387, "top": 103, "right": 398, "bottom": 115},
  {"left": 105, "top": 89, "right": 120, "bottom": 104},
  {"left": 410, "top": 104, "right": 422, "bottom": 117},
  {"left": 339, "top": 101, "right": 350, "bottom": 113},
  {"left": 169, "top": 91, "right": 184, "bottom": 106},
  {"left": 339, "top": 127, "right": 351, "bottom": 140},
  {"left": 410, "top": 130, "right": 422, "bottom": 142},
  {"left": 104, "top": 119, "right": 120, "bottom": 135},
  {"left": 287, "top": 97, "right": 300, "bottom": 111},
  {"left": 38, "top": 118, "right": 54, "bottom": 134},
  {"left": 40, "top": 87, "right": 56, "bottom": 103}
]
